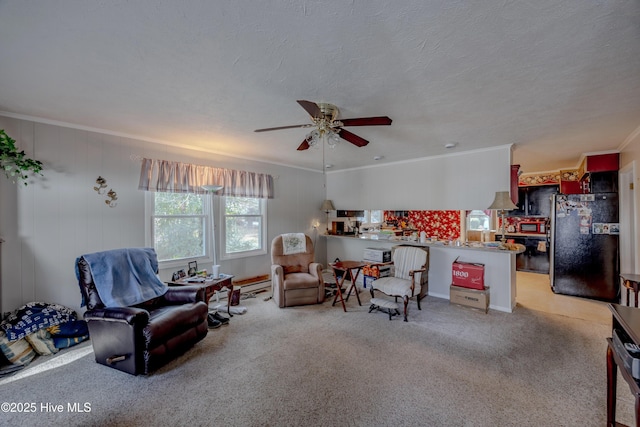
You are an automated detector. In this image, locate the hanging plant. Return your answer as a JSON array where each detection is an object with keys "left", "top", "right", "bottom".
[{"left": 0, "top": 129, "right": 43, "bottom": 185}]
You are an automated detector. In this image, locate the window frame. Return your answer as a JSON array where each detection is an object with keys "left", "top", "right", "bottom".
[
  {"left": 218, "top": 195, "right": 268, "bottom": 260},
  {"left": 145, "top": 192, "right": 215, "bottom": 270}
]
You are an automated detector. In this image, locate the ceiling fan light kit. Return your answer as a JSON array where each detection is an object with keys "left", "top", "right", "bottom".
[{"left": 255, "top": 100, "right": 392, "bottom": 152}]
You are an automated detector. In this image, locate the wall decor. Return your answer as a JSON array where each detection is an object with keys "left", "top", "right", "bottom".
[
  {"left": 93, "top": 176, "right": 107, "bottom": 194},
  {"left": 105, "top": 189, "right": 118, "bottom": 208}
]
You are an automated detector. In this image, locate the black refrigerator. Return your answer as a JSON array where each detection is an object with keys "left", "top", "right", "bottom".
[{"left": 550, "top": 193, "right": 619, "bottom": 302}]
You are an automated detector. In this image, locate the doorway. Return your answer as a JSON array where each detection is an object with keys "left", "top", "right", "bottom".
[{"left": 619, "top": 162, "right": 637, "bottom": 279}]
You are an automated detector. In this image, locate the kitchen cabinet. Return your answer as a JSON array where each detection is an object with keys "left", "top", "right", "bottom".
[
  {"left": 577, "top": 153, "right": 619, "bottom": 193},
  {"left": 510, "top": 235, "right": 550, "bottom": 274},
  {"left": 511, "top": 185, "right": 558, "bottom": 217},
  {"left": 588, "top": 171, "right": 618, "bottom": 193}
]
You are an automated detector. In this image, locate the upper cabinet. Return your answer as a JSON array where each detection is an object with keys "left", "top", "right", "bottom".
[
  {"left": 510, "top": 185, "right": 559, "bottom": 217},
  {"left": 581, "top": 153, "right": 620, "bottom": 194},
  {"left": 580, "top": 153, "right": 619, "bottom": 177}
]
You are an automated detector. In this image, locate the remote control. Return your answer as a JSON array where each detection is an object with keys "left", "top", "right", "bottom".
[{"left": 624, "top": 342, "right": 640, "bottom": 354}]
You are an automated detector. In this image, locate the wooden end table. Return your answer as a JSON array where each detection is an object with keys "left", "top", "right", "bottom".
[
  {"left": 168, "top": 274, "right": 234, "bottom": 316},
  {"left": 606, "top": 303, "right": 640, "bottom": 426},
  {"left": 330, "top": 261, "right": 365, "bottom": 312}
]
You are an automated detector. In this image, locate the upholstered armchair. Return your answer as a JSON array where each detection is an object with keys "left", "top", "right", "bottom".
[
  {"left": 271, "top": 234, "right": 324, "bottom": 308},
  {"left": 369, "top": 245, "right": 429, "bottom": 321},
  {"left": 76, "top": 248, "right": 209, "bottom": 375}
]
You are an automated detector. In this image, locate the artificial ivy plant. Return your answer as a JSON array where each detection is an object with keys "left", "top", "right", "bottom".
[{"left": 0, "top": 129, "right": 43, "bottom": 185}]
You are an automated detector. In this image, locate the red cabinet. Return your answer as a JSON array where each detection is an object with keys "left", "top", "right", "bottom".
[{"left": 586, "top": 153, "right": 619, "bottom": 173}]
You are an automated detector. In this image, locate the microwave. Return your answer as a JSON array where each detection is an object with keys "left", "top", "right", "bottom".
[{"left": 519, "top": 222, "right": 546, "bottom": 234}]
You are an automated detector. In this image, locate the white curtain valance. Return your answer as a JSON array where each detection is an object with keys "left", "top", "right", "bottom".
[{"left": 138, "top": 158, "right": 274, "bottom": 199}]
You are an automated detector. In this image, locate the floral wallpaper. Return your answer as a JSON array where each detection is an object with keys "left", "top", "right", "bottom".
[
  {"left": 384, "top": 210, "right": 461, "bottom": 240},
  {"left": 518, "top": 172, "right": 560, "bottom": 186},
  {"left": 518, "top": 169, "right": 579, "bottom": 186}
]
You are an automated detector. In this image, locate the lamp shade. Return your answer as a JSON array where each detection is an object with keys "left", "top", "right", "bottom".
[
  {"left": 321, "top": 199, "right": 335, "bottom": 211},
  {"left": 488, "top": 191, "right": 518, "bottom": 211}
]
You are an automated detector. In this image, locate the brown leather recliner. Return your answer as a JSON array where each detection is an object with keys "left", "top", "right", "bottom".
[
  {"left": 76, "top": 249, "right": 209, "bottom": 375},
  {"left": 271, "top": 234, "right": 324, "bottom": 307}
]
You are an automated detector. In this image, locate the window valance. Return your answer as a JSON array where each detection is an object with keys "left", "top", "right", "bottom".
[{"left": 138, "top": 158, "right": 274, "bottom": 199}]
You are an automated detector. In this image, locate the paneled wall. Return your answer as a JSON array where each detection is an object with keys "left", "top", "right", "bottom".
[
  {"left": 0, "top": 116, "right": 521, "bottom": 317},
  {"left": 0, "top": 116, "right": 325, "bottom": 315}
]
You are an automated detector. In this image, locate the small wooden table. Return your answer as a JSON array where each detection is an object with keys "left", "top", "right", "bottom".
[
  {"left": 330, "top": 261, "right": 365, "bottom": 312},
  {"left": 607, "top": 303, "right": 640, "bottom": 427},
  {"left": 621, "top": 274, "right": 640, "bottom": 308},
  {"left": 168, "top": 274, "right": 234, "bottom": 315}
]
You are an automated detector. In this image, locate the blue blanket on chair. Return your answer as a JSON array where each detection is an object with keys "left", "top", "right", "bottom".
[{"left": 77, "top": 248, "right": 168, "bottom": 308}]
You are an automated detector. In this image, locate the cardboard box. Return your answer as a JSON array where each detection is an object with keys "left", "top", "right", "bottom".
[
  {"left": 363, "top": 248, "right": 391, "bottom": 263},
  {"left": 452, "top": 257, "right": 485, "bottom": 290},
  {"left": 361, "top": 265, "right": 391, "bottom": 288},
  {"left": 450, "top": 285, "right": 490, "bottom": 313},
  {"left": 362, "top": 264, "right": 391, "bottom": 279}
]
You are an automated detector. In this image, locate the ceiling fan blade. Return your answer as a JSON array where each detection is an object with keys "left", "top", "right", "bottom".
[
  {"left": 338, "top": 128, "right": 369, "bottom": 147},
  {"left": 297, "top": 138, "right": 310, "bottom": 151},
  {"left": 340, "top": 116, "right": 392, "bottom": 127},
  {"left": 254, "top": 124, "right": 311, "bottom": 132},
  {"left": 297, "top": 100, "right": 321, "bottom": 118}
]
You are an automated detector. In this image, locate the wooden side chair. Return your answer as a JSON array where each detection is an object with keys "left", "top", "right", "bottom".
[{"left": 369, "top": 245, "right": 429, "bottom": 321}]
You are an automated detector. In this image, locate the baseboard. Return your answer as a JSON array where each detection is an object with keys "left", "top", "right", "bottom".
[
  {"left": 238, "top": 280, "right": 271, "bottom": 294},
  {"left": 229, "top": 274, "right": 271, "bottom": 295}
]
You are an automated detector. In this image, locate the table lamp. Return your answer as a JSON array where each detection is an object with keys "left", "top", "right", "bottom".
[
  {"left": 488, "top": 191, "right": 518, "bottom": 244},
  {"left": 321, "top": 199, "right": 335, "bottom": 233}
]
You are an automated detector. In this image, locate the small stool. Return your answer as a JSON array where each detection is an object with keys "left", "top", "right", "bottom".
[{"left": 369, "top": 298, "right": 400, "bottom": 320}]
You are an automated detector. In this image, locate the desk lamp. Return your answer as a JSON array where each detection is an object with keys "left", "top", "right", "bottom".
[{"left": 488, "top": 191, "right": 518, "bottom": 245}]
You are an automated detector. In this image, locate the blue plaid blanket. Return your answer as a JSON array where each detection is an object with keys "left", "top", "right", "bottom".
[{"left": 1, "top": 302, "right": 77, "bottom": 342}]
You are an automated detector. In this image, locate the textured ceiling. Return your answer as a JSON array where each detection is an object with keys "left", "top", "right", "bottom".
[{"left": 1, "top": 1, "right": 640, "bottom": 174}]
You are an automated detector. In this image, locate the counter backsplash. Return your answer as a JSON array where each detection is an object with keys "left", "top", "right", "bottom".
[{"left": 384, "top": 210, "right": 461, "bottom": 240}]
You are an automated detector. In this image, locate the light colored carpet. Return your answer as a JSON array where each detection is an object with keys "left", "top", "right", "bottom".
[{"left": 0, "top": 287, "right": 629, "bottom": 426}]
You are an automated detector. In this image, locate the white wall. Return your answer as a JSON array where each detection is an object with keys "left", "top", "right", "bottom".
[
  {"left": 326, "top": 145, "right": 513, "bottom": 210},
  {"left": 0, "top": 116, "right": 325, "bottom": 315}
]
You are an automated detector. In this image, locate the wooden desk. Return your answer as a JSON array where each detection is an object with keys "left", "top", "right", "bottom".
[
  {"left": 330, "top": 261, "right": 365, "bottom": 312},
  {"left": 169, "top": 274, "right": 234, "bottom": 315},
  {"left": 607, "top": 303, "right": 640, "bottom": 427},
  {"left": 621, "top": 274, "right": 640, "bottom": 308}
]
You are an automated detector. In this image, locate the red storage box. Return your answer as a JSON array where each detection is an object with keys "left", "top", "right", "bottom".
[{"left": 452, "top": 257, "right": 485, "bottom": 290}]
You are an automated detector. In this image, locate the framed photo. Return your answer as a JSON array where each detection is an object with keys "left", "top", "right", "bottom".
[
  {"left": 592, "top": 223, "right": 604, "bottom": 234},
  {"left": 172, "top": 269, "right": 186, "bottom": 281},
  {"left": 609, "top": 223, "right": 620, "bottom": 235}
]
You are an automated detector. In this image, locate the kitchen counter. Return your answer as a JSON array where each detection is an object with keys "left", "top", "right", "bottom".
[
  {"left": 503, "top": 232, "right": 548, "bottom": 239},
  {"left": 326, "top": 233, "right": 525, "bottom": 254},
  {"left": 324, "top": 234, "right": 518, "bottom": 313}
]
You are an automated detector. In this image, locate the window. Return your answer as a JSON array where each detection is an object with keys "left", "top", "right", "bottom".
[
  {"left": 220, "top": 196, "right": 267, "bottom": 260},
  {"left": 358, "top": 210, "right": 383, "bottom": 224},
  {"left": 146, "top": 192, "right": 213, "bottom": 268},
  {"left": 467, "top": 210, "right": 491, "bottom": 231}
]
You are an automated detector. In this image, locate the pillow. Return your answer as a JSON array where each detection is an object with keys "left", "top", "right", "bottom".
[
  {"left": 47, "top": 320, "right": 89, "bottom": 338},
  {"left": 53, "top": 335, "right": 89, "bottom": 349},
  {"left": 0, "top": 330, "right": 36, "bottom": 366},
  {"left": 25, "top": 329, "right": 58, "bottom": 356}
]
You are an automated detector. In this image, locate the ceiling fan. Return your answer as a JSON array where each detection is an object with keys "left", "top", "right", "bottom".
[{"left": 254, "top": 100, "right": 392, "bottom": 151}]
